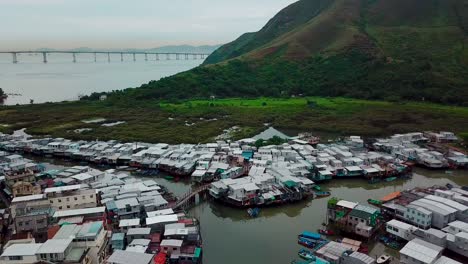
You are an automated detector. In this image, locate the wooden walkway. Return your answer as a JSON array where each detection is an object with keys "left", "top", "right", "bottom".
[{"left": 173, "top": 184, "right": 210, "bottom": 210}]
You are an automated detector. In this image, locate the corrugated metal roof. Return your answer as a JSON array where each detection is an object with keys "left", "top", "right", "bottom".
[
  {"left": 400, "top": 238, "right": 442, "bottom": 264},
  {"left": 36, "top": 238, "right": 73, "bottom": 254},
  {"left": 11, "top": 194, "right": 45, "bottom": 203},
  {"left": 107, "top": 250, "right": 153, "bottom": 264},
  {"left": 1, "top": 243, "right": 43, "bottom": 257},
  {"left": 53, "top": 206, "right": 105, "bottom": 218}
]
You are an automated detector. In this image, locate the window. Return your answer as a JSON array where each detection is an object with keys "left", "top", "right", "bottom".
[
  {"left": 18, "top": 221, "right": 23, "bottom": 226},
  {"left": 82, "top": 196, "right": 86, "bottom": 199},
  {"left": 173, "top": 247, "right": 177, "bottom": 251},
  {"left": 50, "top": 200, "right": 53, "bottom": 203},
  {"left": 67, "top": 205, "right": 71, "bottom": 209},
  {"left": 58, "top": 199, "right": 61, "bottom": 202},
  {"left": 74, "top": 197, "right": 78, "bottom": 201},
  {"left": 59, "top": 206, "right": 62, "bottom": 209},
  {"left": 163, "top": 247, "right": 168, "bottom": 250},
  {"left": 36, "top": 219, "right": 44, "bottom": 224},
  {"left": 9, "top": 256, "right": 23, "bottom": 260},
  {"left": 66, "top": 198, "right": 70, "bottom": 202},
  {"left": 90, "top": 195, "right": 94, "bottom": 198}
]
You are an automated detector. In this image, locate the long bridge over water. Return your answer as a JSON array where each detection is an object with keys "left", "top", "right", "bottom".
[{"left": 0, "top": 50, "right": 211, "bottom": 63}]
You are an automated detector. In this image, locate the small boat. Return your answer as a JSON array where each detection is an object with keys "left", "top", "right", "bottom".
[
  {"left": 298, "top": 237, "right": 316, "bottom": 248},
  {"left": 376, "top": 254, "right": 391, "bottom": 264},
  {"left": 247, "top": 208, "right": 260, "bottom": 218},
  {"left": 164, "top": 175, "right": 174, "bottom": 180},
  {"left": 298, "top": 249, "right": 315, "bottom": 261},
  {"left": 384, "top": 176, "right": 397, "bottom": 182},
  {"left": 318, "top": 229, "right": 334, "bottom": 236},
  {"left": 368, "top": 178, "right": 381, "bottom": 184},
  {"left": 313, "top": 185, "right": 321, "bottom": 191},
  {"left": 367, "top": 199, "right": 382, "bottom": 206},
  {"left": 314, "top": 191, "right": 331, "bottom": 198}
]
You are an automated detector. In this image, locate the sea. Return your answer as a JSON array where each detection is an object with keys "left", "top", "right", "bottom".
[{"left": 0, "top": 52, "right": 201, "bottom": 105}]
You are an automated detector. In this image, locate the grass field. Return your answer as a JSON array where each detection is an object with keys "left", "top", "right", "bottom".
[{"left": 0, "top": 97, "right": 467, "bottom": 144}]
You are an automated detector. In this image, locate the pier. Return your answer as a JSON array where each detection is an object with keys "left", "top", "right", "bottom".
[
  {"left": 1, "top": 50, "right": 211, "bottom": 63},
  {"left": 173, "top": 184, "right": 210, "bottom": 210}
]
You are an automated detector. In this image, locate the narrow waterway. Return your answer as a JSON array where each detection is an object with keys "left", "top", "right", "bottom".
[{"left": 32, "top": 156, "right": 468, "bottom": 264}]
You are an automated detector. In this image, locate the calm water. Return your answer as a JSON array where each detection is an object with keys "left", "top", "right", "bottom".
[
  {"left": 32, "top": 156, "right": 468, "bottom": 264},
  {"left": 0, "top": 53, "right": 201, "bottom": 105}
]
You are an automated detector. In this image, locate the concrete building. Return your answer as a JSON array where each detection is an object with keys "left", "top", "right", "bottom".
[
  {"left": 160, "top": 239, "right": 183, "bottom": 255},
  {"left": 403, "top": 204, "right": 432, "bottom": 229},
  {"left": 409, "top": 199, "right": 456, "bottom": 229},
  {"left": 0, "top": 240, "right": 42, "bottom": 264},
  {"left": 53, "top": 221, "right": 108, "bottom": 264},
  {"left": 35, "top": 238, "right": 91, "bottom": 264},
  {"left": 447, "top": 232, "right": 468, "bottom": 258},
  {"left": 386, "top": 219, "right": 417, "bottom": 241},
  {"left": 44, "top": 185, "right": 97, "bottom": 210},
  {"left": 126, "top": 228, "right": 151, "bottom": 241},
  {"left": 111, "top": 233, "right": 125, "bottom": 251}
]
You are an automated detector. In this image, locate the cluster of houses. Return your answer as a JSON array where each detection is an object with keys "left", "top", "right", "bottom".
[
  {"left": 325, "top": 184, "right": 468, "bottom": 264},
  {"left": 0, "top": 131, "right": 464, "bottom": 188},
  {"left": 0, "top": 151, "right": 202, "bottom": 264},
  {"left": 373, "top": 132, "right": 467, "bottom": 169},
  {"left": 381, "top": 186, "right": 468, "bottom": 263}
]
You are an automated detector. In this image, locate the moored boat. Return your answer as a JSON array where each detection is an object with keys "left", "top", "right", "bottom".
[
  {"left": 384, "top": 176, "right": 397, "bottom": 182},
  {"left": 298, "top": 249, "right": 315, "bottom": 261},
  {"left": 247, "top": 207, "right": 260, "bottom": 218},
  {"left": 314, "top": 191, "right": 331, "bottom": 198},
  {"left": 318, "top": 229, "right": 334, "bottom": 236},
  {"left": 367, "top": 199, "right": 382, "bottom": 206},
  {"left": 298, "top": 237, "right": 316, "bottom": 249},
  {"left": 376, "top": 254, "right": 391, "bottom": 264}
]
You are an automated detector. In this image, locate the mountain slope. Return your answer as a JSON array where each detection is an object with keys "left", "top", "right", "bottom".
[
  {"left": 204, "top": 0, "right": 334, "bottom": 64},
  {"left": 121, "top": 0, "right": 468, "bottom": 105}
]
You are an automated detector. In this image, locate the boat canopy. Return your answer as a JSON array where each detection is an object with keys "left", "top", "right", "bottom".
[{"left": 300, "top": 231, "right": 321, "bottom": 240}]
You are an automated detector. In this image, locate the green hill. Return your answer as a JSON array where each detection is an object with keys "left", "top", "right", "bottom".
[{"left": 122, "top": 0, "right": 468, "bottom": 105}]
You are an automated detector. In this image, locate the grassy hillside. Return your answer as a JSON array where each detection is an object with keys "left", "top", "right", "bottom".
[
  {"left": 1, "top": 97, "right": 467, "bottom": 144},
  {"left": 179, "top": 0, "right": 467, "bottom": 105},
  {"left": 204, "top": 0, "right": 334, "bottom": 64}
]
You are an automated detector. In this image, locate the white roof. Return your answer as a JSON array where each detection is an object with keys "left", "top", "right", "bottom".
[
  {"left": 337, "top": 200, "right": 358, "bottom": 209},
  {"left": 387, "top": 219, "right": 416, "bottom": 231},
  {"left": 400, "top": 238, "right": 443, "bottom": 264},
  {"left": 119, "top": 218, "right": 140, "bottom": 227},
  {"left": 36, "top": 238, "right": 73, "bottom": 254},
  {"left": 44, "top": 184, "right": 82, "bottom": 193},
  {"left": 146, "top": 214, "right": 178, "bottom": 225},
  {"left": 53, "top": 206, "right": 105, "bottom": 218},
  {"left": 433, "top": 256, "right": 462, "bottom": 264},
  {"left": 146, "top": 208, "right": 174, "bottom": 217},
  {"left": 160, "top": 239, "right": 183, "bottom": 247},
  {"left": 345, "top": 166, "right": 362, "bottom": 171},
  {"left": 11, "top": 194, "right": 44, "bottom": 203},
  {"left": 1, "top": 243, "right": 43, "bottom": 257},
  {"left": 107, "top": 250, "right": 154, "bottom": 264},
  {"left": 127, "top": 228, "right": 151, "bottom": 236},
  {"left": 71, "top": 173, "right": 94, "bottom": 181}
]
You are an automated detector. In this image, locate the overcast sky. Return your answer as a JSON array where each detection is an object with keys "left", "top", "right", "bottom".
[{"left": 0, "top": 0, "right": 297, "bottom": 50}]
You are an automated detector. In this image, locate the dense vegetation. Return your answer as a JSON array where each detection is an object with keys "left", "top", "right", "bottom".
[
  {"left": 109, "top": 0, "right": 468, "bottom": 105},
  {"left": 1, "top": 97, "right": 467, "bottom": 144}
]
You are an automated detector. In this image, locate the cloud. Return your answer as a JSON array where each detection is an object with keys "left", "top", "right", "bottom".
[{"left": 0, "top": 0, "right": 298, "bottom": 49}]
